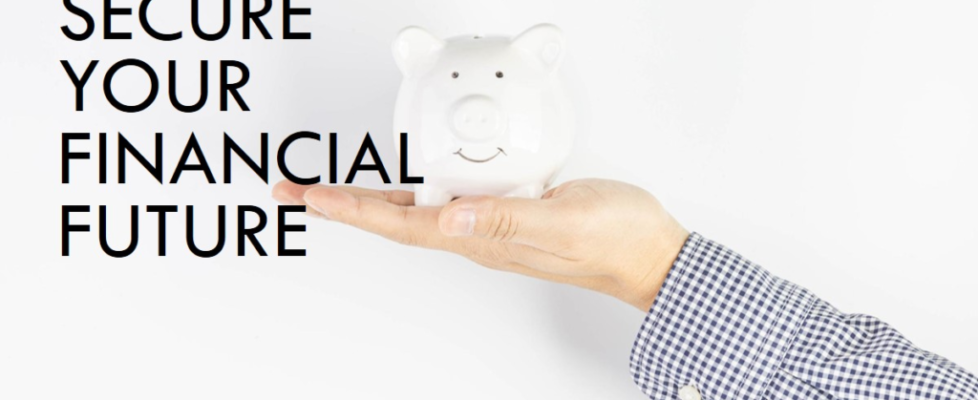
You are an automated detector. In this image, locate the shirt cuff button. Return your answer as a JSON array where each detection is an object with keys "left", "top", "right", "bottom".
[{"left": 678, "top": 384, "right": 701, "bottom": 400}]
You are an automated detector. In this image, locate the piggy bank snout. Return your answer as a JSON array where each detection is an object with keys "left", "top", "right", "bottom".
[{"left": 450, "top": 96, "right": 505, "bottom": 143}]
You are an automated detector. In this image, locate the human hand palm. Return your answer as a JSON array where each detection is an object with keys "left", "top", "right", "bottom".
[{"left": 273, "top": 179, "right": 688, "bottom": 310}]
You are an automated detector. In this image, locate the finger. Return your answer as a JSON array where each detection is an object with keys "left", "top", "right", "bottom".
[
  {"left": 303, "top": 187, "right": 454, "bottom": 250},
  {"left": 272, "top": 180, "right": 319, "bottom": 205},
  {"left": 334, "top": 186, "right": 416, "bottom": 206},
  {"left": 438, "top": 196, "right": 562, "bottom": 248},
  {"left": 272, "top": 181, "right": 331, "bottom": 218},
  {"left": 273, "top": 181, "right": 415, "bottom": 206}
]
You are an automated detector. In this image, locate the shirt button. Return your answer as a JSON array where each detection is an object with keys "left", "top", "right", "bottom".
[{"left": 678, "top": 384, "right": 701, "bottom": 400}]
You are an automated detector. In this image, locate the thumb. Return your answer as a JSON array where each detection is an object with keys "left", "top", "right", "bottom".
[{"left": 439, "top": 196, "right": 555, "bottom": 246}]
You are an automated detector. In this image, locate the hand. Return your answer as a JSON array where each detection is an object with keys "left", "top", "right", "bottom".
[{"left": 272, "top": 179, "right": 689, "bottom": 310}]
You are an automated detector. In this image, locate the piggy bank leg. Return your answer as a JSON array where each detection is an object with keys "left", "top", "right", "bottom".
[
  {"left": 415, "top": 185, "right": 454, "bottom": 206},
  {"left": 504, "top": 183, "right": 545, "bottom": 200}
]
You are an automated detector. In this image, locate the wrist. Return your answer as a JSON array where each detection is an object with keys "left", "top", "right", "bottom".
[{"left": 616, "top": 225, "right": 689, "bottom": 311}]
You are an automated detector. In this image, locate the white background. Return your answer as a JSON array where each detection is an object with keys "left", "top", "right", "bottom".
[{"left": 2, "top": 0, "right": 977, "bottom": 399}]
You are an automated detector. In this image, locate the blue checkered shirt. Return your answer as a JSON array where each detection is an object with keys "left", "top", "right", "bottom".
[{"left": 631, "top": 233, "right": 978, "bottom": 399}]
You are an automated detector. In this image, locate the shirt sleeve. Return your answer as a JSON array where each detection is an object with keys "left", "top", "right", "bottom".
[{"left": 629, "top": 232, "right": 978, "bottom": 400}]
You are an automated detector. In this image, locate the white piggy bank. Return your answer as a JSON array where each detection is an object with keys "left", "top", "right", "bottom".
[{"left": 392, "top": 24, "right": 575, "bottom": 206}]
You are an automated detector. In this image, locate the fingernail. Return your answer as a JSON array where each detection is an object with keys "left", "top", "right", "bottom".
[{"left": 445, "top": 208, "right": 476, "bottom": 236}]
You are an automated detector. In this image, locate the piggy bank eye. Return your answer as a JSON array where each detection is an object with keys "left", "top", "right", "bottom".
[
  {"left": 452, "top": 71, "right": 460, "bottom": 79},
  {"left": 495, "top": 71, "right": 504, "bottom": 78}
]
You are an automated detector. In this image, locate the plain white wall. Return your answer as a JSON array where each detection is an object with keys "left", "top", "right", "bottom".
[{"left": 1, "top": 1, "right": 976, "bottom": 399}]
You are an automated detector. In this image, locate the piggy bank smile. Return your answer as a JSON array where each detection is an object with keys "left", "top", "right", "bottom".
[
  {"left": 393, "top": 24, "right": 576, "bottom": 205},
  {"left": 454, "top": 147, "right": 507, "bottom": 163}
]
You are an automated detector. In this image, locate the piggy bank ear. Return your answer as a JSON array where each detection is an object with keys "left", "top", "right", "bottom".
[
  {"left": 392, "top": 26, "right": 445, "bottom": 77},
  {"left": 512, "top": 24, "right": 565, "bottom": 71}
]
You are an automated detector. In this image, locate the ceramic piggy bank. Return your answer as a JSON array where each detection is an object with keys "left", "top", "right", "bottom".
[{"left": 392, "top": 24, "right": 575, "bottom": 206}]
